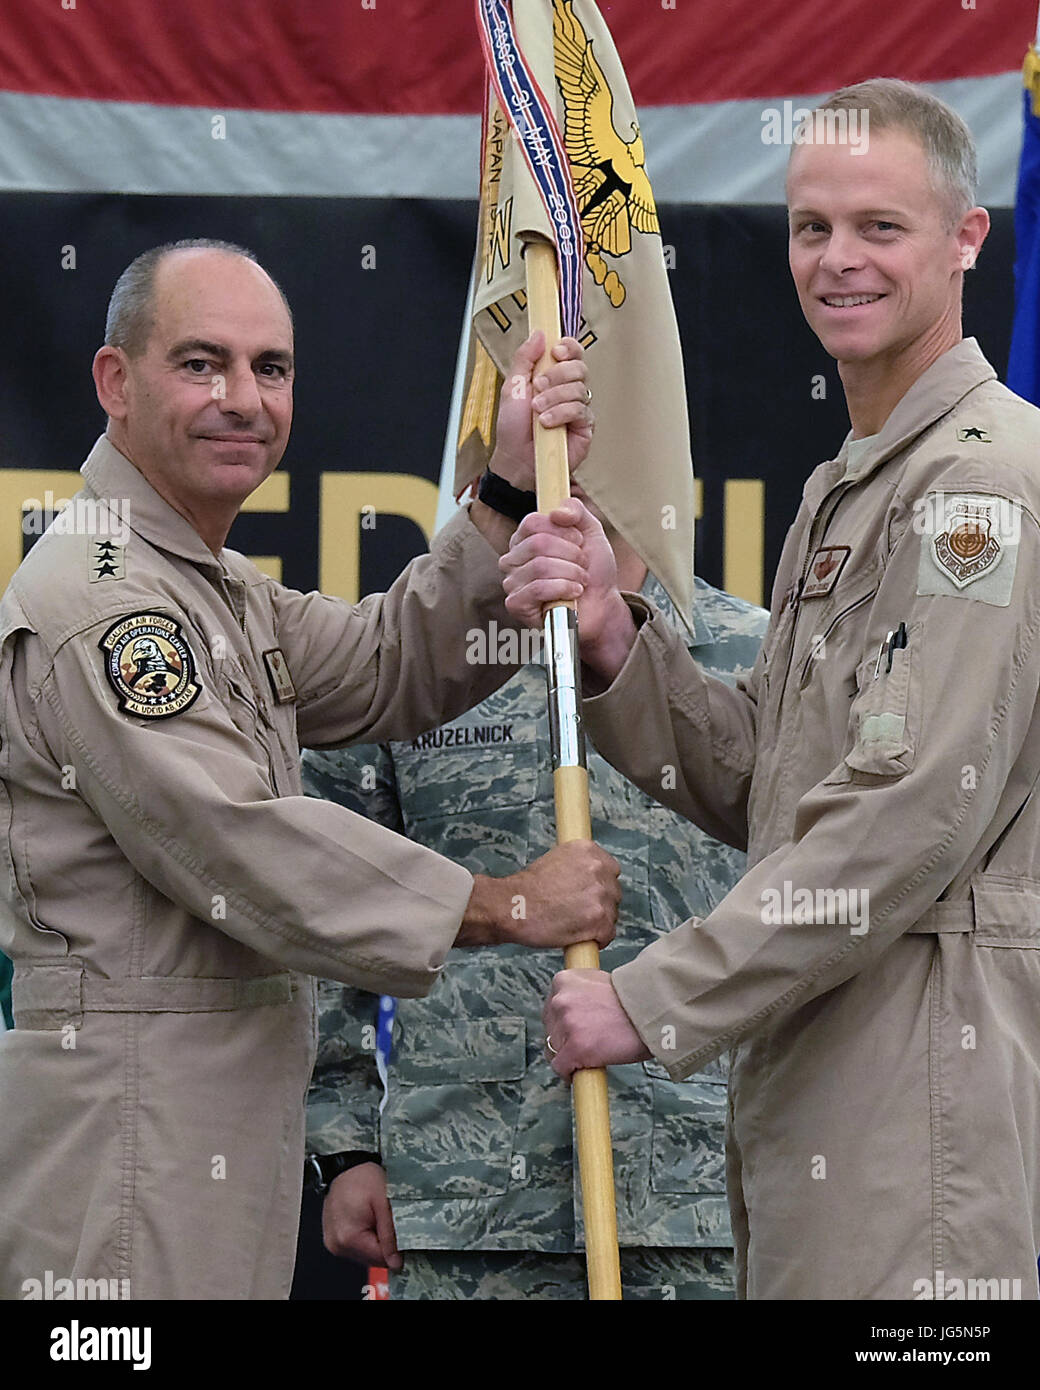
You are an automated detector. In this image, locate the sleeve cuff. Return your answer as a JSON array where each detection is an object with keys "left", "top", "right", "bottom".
[{"left": 584, "top": 595, "right": 678, "bottom": 723}]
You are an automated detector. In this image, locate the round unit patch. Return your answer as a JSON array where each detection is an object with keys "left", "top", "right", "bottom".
[{"left": 99, "top": 613, "right": 202, "bottom": 719}]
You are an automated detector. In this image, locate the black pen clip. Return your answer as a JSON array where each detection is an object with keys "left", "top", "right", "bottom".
[{"left": 874, "top": 621, "right": 908, "bottom": 679}]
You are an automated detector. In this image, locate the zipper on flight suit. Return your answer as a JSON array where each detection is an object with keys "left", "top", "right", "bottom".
[
  {"left": 798, "top": 588, "right": 877, "bottom": 688},
  {"left": 218, "top": 575, "right": 249, "bottom": 634},
  {"left": 777, "top": 479, "right": 857, "bottom": 704}
]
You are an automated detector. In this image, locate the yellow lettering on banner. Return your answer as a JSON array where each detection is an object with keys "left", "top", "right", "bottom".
[
  {"left": 0, "top": 467, "right": 290, "bottom": 592},
  {"left": 0, "top": 470, "right": 81, "bottom": 592},
  {"left": 247, "top": 556, "right": 282, "bottom": 581},
  {"left": 320, "top": 473, "right": 438, "bottom": 603},
  {"left": 724, "top": 478, "right": 765, "bottom": 608},
  {"left": 240, "top": 472, "right": 289, "bottom": 514},
  {"left": 240, "top": 471, "right": 290, "bottom": 579},
  {"left": 0, "top": 466, "right": 768, "bottom": 611},
  {"left": 488, "top": 197, "right": 513, "bottom": 280}
]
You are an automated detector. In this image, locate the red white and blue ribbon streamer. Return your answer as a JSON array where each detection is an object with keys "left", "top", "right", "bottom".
[{"left": 475, "top": 0, "right": 584, "bottom": 337}]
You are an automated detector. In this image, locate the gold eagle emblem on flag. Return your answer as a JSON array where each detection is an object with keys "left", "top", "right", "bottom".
[{"left": 553, "top": 0, "right": 660, "bottom": 307}]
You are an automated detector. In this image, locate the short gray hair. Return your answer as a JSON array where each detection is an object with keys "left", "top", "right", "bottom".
[
  {"left": 105, "top": 238, "right": 293, "bottom": 357},
  {"left": 814, "top": 78, "right": 977, "bottom": 225}
]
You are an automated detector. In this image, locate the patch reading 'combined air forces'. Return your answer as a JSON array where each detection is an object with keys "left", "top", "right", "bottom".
[
  {"left": 917, "top": 492, "right": 1021, "bottom": 607},
  {"left": 99, "top": 614, "right": 202, "bottom": 719}
]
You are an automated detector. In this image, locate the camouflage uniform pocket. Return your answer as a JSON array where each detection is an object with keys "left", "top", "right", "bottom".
[
  {"left": 393, "top": 722, "right": 540, "bottom": 818},
  {"left": 641, "top": 1063, "right": 728, "bottom": 1195},
  {"left": 391, "top": 730, "right": 542, "bottom": 875},
  {"left": 385, "top": 1017, "right": 526, "bottom": 1199}
]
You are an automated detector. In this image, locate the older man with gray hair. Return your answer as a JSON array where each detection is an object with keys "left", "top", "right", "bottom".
[{"left": 0, "top": 238, "right": 616, "bottom": 1300}]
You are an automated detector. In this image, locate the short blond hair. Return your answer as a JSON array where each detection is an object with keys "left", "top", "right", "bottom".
[{"left": 814, "top": 78, "right": 977, "bottom": 225}]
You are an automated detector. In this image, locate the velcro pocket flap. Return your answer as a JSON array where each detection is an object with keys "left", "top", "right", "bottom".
[{"left": 394, "top": 1016, "right": 526, "bottom": 1084}]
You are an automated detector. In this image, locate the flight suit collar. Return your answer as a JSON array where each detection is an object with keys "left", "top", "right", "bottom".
[
  {"left": 80, "top": 435, "right": 226, "bottom": 575},
  {"left": 803, "top": 337, "right": 998, "bottom": 515}
]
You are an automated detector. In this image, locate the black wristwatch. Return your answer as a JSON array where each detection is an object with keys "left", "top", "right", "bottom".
[
  {"left": 304, "top": 1150, "right": 381, "bottom": 1196},
  {"left": 477, "top": 468, "right": 538, "bottom": 523}
]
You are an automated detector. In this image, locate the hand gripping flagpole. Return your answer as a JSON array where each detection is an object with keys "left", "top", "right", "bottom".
[
  {"left": 476, "top": 0, "right": 621, "bottom": 1298},
  {"left": 526, "top": 238, "right": 622, "bottom": 1302}
]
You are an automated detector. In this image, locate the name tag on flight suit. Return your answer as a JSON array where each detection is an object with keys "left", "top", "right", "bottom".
[
  {"left": 802, "top": 545, "right": 851, "bottom": 599},
  {"left": 263, "top": 649, "right": 296, "bottom": 704}
]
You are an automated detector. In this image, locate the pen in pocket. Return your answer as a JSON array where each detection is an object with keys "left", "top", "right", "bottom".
[{"left": 873, "top": 621, "right": 908, "bottom": 679}]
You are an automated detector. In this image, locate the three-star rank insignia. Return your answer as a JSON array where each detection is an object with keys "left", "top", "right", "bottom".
[
  {"left": 89, "top": 538, "right": 125, "bottom": 582},
  {"left": 99, "top": 614, "right": 202, "bottom": 719}
]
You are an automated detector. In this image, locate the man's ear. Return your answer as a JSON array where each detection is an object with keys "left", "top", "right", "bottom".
[
  {"left": 955, "top": 206, "right": 990, "bottom": 273},
  {"left": 93, "top": 345, "right": 130, "bottom": 419}
]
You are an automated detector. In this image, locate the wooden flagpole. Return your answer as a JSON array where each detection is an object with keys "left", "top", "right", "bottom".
[{"left": 525, "top": 236, "right": 622, "bottom": 1301}]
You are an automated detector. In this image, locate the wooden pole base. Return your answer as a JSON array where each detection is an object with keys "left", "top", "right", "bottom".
[{"left": 527, "top": 237, "right": 622, "bottom": 1301}]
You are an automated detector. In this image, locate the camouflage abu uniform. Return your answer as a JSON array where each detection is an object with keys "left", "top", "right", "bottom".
[{"left": 303, "top": 575, "right": 767, "bottom": 1299}]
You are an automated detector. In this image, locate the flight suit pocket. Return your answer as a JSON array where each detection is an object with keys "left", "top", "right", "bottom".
[
  {"left": 0, "top": 620, "right": 67, "bottom": 945},
  {"left": 220, "top": 665, "right": 278, "bottom": 789},
  {"left": 393, "top": 725, "right": 539, "bottom": 816},
  {"left": 220, "top": 665, "right": 261, "bottom": 734},
  {"left": 826, "top": 636, "right": 918, "bottom": 782},
  {"left": 385, "top": 1017, "right": 526, "bottom": 1198},
  {"left": 643, "top": 1061, "right": 728, "bottom": 1194},
  {"left": 972, "top": 878, "right": 1040, "bottom": 948}
]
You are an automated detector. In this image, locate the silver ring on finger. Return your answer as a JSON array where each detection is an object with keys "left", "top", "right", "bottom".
[
  {"left": 583, "top": 385, "right": 593, "bottom": 405},
  {"left": 545, "top": 1035, "right": 558, "bottom": 1056}
]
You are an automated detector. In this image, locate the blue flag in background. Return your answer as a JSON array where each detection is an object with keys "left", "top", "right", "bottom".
[{"left": 1008, "top": 48, "right": 1040, "bottom": 406}]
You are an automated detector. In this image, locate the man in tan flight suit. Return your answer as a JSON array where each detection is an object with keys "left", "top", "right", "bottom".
[
  {"left": 0, "top": 238, "right": 618, "bottom": 1300},
  {"left": 507, "top": 81, "right": 1040, "bottom": 1299}
]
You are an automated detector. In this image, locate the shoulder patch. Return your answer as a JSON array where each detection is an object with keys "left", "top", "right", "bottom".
[
  {"left": 917, "top": 492, "right": 1020, "bottom": 607},
  {"left": 99, "top": 614, "right": 202, "bottom": 719}
]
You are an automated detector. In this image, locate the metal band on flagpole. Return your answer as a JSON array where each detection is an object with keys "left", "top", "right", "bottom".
[
  {"left": 544, "top": 606, "right": 585, "bottom": 771},
  {"left": 475, "top": 0, "right": 584, "bottom": 336}
]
